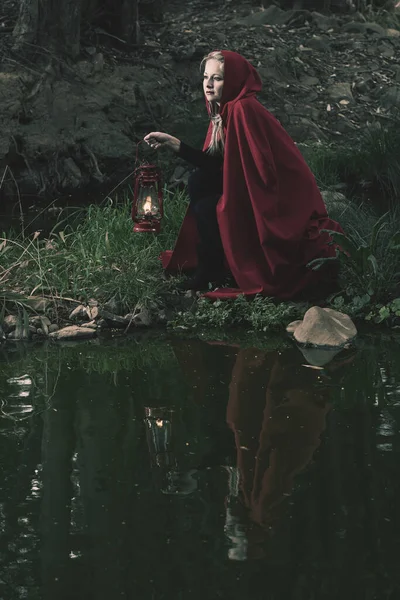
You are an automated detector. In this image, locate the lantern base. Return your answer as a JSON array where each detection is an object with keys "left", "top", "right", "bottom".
[{"left": 133, "top": 221, "right": 160, "bottom": 234}]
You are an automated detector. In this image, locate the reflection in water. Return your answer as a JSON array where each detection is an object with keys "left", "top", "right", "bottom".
[
  {"left": 144, "top": 406, "right": 198, "bottom": 495},
  {"left": 1, "top": 336, "right": 400, "bottom": 599}
]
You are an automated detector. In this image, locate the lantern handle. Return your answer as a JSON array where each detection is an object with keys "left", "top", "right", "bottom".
[{"left": 135, "top": 139, "right": 159, "bottom": 167}]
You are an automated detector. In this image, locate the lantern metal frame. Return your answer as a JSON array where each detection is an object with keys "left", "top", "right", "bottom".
[{"left": 131, "top": 141, "right": 163, "bottom": 233}]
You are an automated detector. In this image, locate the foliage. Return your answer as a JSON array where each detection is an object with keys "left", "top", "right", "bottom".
[
  {"left": 365, "top": 297, "right": 400, "bottom": 325},
  {"left": 309, "top": 210, "right": 400, "bottom": 316},
  {"left": 170, "top": 294, "right": 307, "bottom": 332}
]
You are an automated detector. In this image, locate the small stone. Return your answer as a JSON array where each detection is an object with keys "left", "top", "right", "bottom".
[
  {"left": 69, "top": 305, "right": 89, "bottom": 320},
  {"left": 132, "top": 308, "right": 152, "bottom": 327},
  {"left": 99, "top": 310, "right": 129, "bottom": 329},
  {"left": 87, "top": 306, "right": 99, "bottom": 320},
  {"left": 25, "top": 297, "right": 51, "bottom": 312},
  {"left": 103, "top": 297, "right": 121, "bottom": 314},
  {"left": 49, "top": 325, "right": 97, "bottom": 340},
  {"left": 327, "top": 82, "right": 354, "bottom": 103},
  {"left": 48, "top": 324, "right": 59, "bottom": 333},
  {"left": 3, "top": 315, "right": 18, "bottom": 334},
  {"left": 84, "top": 321, "right": 97, "bottom": 329}
]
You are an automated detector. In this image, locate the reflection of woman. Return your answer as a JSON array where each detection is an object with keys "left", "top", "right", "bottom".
[
  {"left": 226, "top": 347, "right": 331, "bottom": 535},
  {"left": 145, "top": 50, "right": 342, "bottom": 298}
]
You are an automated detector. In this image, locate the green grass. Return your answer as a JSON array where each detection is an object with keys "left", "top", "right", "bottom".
[
  {"left": 1, "top": 189, "right": 188, "bottom": 312},
  {"left": 301, "top": 120, "right": 400, "bottom": 211}
]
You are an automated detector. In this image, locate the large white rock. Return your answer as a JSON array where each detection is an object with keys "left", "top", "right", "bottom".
[{"left": 287, "top": 306, "right": 357, "bottom": 348}]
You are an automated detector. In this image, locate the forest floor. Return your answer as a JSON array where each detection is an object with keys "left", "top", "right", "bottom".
[{"left": 0, "top": 0, "right": 399, "bottom": 209}]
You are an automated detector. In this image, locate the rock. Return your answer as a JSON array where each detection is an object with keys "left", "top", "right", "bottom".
[
  {"left": 327, "top": 82, "right": 354, "bottom": 103},
  {"left": 99, "top": 310, "right": 129, "bottom": 329},
  {"left": 299, "top": 75, "right": 320, "bottom": 87},
  {"left": 310, "top": 12, "right": 338, "bottom": 32},
  {"left": 63, "top": 158, "right": 82, "bottom": 188},
  {"left": 305, "top": 36, "right": 331, "bottom": 52},
  {"left": 3, "top": 315, "right": 18, "bottom": 334},
  {"left": 49, "top": 325, "right": 97, "bottom": 340},
  {"left": 103, "top": 297, "right": 122, "bottom": 314},
  {"left": 24, "top": 297, "right": 51, "bottom": 312},
  {"left": 387, "top": 28, "right": 400, "bottom": 39},
  {"left": 286, "top": 117, "right": 326, "bottom": 142},
  {"left": 48, "top": 324, "right": 59, "bottom": 333},
  {"left": 341, "top": 21, "right": 386, "bottom": 36},
  {"left": 84, "top": 321, "right": 97, "bottom": 329},
  {"left": 132, "top": 308, "right": 152, "bottom": 327},
  {"left": 239, "top": 5, "right": 290, "bottom": 27},
  {"left": 287, "top": 306, "right": 357, "bottom": 348},
  {"left": 69, "top": 305, "right": 89, "bottom": 320},
  {"left": 379, "top": 86, "right": 400, "bottom": 110}
]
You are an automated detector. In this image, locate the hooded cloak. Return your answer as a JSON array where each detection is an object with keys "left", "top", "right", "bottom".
[{"left": 161, "top": 50, "right": 343, "bottom": 299}]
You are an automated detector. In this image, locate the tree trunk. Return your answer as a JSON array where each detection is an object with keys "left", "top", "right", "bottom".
[{"left": 13, "top": 0, "right": 82, "bottom": 59}]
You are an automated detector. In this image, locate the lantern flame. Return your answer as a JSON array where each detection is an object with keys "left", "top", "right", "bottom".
[{"left": 143, "top": 195, "right": 152, "bottom": 214}]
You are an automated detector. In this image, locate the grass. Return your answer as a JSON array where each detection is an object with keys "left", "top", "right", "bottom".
[
  {"left": 300, "top": 120, "right": 400, "bottom": 212},
  {"left": 1, "top": 188, "right": 188, "bottom": 313}
]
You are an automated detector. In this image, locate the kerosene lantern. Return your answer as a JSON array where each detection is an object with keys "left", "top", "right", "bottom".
[{"left": 131, "top": 142, "right": 163, "bottom": 233}]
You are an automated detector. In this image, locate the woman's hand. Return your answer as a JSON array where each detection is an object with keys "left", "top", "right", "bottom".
[{"left": 144, "top": 132, "right": 181, "bottom": 153}]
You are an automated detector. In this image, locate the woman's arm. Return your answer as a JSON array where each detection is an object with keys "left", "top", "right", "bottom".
[
  {"left": 144, "top": 132, "right": 223, "bottom": 170},
  {"left": 179, "top": 141, "right": 223, "bottom": 171}
]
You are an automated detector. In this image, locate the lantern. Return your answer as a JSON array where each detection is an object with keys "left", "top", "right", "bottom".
[{"left": 132, "top": 143, "right": 163, "bottom": 233}]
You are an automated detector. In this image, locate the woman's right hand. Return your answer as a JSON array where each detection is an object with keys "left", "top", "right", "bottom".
[{"left": 144, "top": 132, "right": 181, "bottom": 153}]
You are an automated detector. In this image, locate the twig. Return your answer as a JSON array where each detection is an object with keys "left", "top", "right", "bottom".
[
  {"left": 82, "top": 144, "right": 105, "bottom": 181},
  {"left": 101, "top": 168, "right": 136, "bottom": 202},
  {"left": 1, "top": 165, "right": 25, "bottom": 239}
]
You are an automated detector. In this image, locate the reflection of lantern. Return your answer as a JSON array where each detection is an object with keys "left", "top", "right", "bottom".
[
  {"left": 144, "top": 406, "right": 198, "bottom": 496},
  {"left": 144, "top": 407, "right": 175, "bottom": 468},
  {"left": 132, "top": 144, "right": 163, "bottom": 233}
]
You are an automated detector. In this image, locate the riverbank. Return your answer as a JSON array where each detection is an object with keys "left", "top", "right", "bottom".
[{"left": 1, "top": 147, "right": 399, "bottom": 342}]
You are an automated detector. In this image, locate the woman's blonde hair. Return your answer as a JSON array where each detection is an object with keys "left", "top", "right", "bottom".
[{"left": 200, "top": 51, "right": 225, "bottom": 155}]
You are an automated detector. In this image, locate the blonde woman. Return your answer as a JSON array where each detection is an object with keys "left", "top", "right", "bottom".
[{"left": 144, "top": 50, "right": 342, "bottom": 299}]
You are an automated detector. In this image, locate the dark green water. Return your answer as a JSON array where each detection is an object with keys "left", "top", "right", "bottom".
[{"left": 1, "top": 332, "right": 400, "bottom": 600}]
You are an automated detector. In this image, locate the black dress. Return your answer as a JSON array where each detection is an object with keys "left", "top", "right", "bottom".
[{"left": 178, "top": 141, "right": 225, "bottom": 280}]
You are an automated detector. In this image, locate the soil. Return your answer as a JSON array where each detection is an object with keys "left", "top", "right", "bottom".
[{"left": 0, "top": 0, "right": 400, "bottom": 212}]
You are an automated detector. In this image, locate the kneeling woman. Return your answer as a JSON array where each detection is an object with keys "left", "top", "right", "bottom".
[{"left": 144, "top": 50, "right": 343, "bottom": 300}]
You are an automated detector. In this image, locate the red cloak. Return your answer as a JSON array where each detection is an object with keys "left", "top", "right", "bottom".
[{"left": 161, "top": 50, "right": 343, "bottom": 300}]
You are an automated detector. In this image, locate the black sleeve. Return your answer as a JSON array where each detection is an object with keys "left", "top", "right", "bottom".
[{"left": 178, "top": 141, "right": 223, "bottom": 171}]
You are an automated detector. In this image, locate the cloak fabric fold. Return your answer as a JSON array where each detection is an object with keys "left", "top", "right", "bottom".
[{"left": 160, "top": 50, "right": 343, "bottom": 300}]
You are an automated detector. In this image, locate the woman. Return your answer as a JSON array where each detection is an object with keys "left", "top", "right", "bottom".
[{"left": 144, "top": 50, "right": 343, "bottom": 299}]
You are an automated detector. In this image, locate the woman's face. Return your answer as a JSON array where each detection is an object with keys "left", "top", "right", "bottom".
[{"left": 203, "top": 58, "right": 224, "bottom": 105}]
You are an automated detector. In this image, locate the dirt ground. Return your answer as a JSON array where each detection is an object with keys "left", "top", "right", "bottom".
[{"left": 0, "top": 0, "right": 399, "bottom": 208}]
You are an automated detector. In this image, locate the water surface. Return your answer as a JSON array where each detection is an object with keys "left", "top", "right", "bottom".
[{"left": 1, "top": 333, "right": 400, "bottom": 600}]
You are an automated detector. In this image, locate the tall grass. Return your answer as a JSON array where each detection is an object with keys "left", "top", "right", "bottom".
[
  {"left": 301, "top": 119, "right": 400, "bottom": 211},
  {"left": 1, "top": 189, "right": 188, "bottom": 311}
]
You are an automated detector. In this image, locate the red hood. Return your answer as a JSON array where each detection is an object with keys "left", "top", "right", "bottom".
[{"left": 205, "top": 50, "right": 262, "bottom": 123}]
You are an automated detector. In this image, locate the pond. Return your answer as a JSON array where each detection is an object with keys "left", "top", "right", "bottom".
[{"left": 1, "top": 332, "right": 400, "bottom": 600}]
